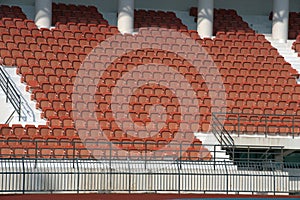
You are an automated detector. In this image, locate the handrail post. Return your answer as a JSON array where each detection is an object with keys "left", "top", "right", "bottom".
[
  {"left": 213, "top": 145, "right": 216, "bottom": 170},
  {"left": 232, "top": 145, "right": 235, "bottom": 162},
  {"left": 109, "top": 141, "right": 112, "bottom": 169},
  {"left": 271, "top": 161, "right": 276, "bottom": 195},
  {"left": 265, "top": 114, "right": 267, "bottom": 138},
  {"left": 292, "top": 116, "right": 295, "bottom": 139},
  {"left": 176, "top": 159, "right": 181, "bottom": 194},
  {"left": 247, "top": 146, "right": 250, "bottom": 170},
  {"left": 127, "top": 158, "right": 131, "bottom": 193},
  {"left": 224, "top": 160, "right": 229, "bottom": 194},
  {"left": 76, "top": 158, "right": 80, "bottom": 193},
  {"left": 34, "top": 141, "right": 38, "bottom": 168},
  {"left": 144, "top": 141, "right": 147, "bottom": 170},
  {"left": 22, "top": 157, "right": 25, "bottom": 194},
  {"left": 109, "top": 141, "right": 112, "bottom": 192},
  {"left": 72, "top": 141, "right": 75, "bottom": 168},
  {"left": 179, "top": 142, "right": 182, "bottom": 170},
  {"left": 238, "top": 113, "right": 240, "bottom": 136}
]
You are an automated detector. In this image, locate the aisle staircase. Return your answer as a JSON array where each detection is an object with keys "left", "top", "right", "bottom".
[{"left": 0, "top": 66, "right": 46, "bottom": 125}]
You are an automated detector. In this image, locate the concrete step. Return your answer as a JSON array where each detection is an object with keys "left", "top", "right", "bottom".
[{"left": 195, "top": 132, "right": 232, "bottom": 163}]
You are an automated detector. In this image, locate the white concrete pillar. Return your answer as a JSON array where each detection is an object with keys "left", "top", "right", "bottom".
[
  {"left": 118, "top": 0, "right": 134, "bottom": 34},
  {"left": 197, "top": 0, "right": 214, "bottom": 38},
  {"left": 35, "top": 0, "right": 52, "bottom": 29},
  {"left": 272, "top": 0, "right": 289, "bottom": 43}
]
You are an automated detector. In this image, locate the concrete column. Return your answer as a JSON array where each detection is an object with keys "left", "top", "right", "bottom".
[
  {"left": 197, "top": 0, "right": 214, "bottom": 38},
  {"left": 272, "top": 0, "right": 289, "bottom": 43},
  {"left": 35, "top": 0, "right": 52, "bottom": 29},
  {"left": 118, "top": 0, "right": 134, "bottom": 34}
]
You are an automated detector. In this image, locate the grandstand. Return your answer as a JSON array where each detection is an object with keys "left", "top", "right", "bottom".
[{"left": 0, "top": 0, "right": 300, "bottom": 198}]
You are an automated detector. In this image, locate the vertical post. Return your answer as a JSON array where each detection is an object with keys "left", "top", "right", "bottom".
[
  {"left": 265, "top": 114, "right": 267, "bottom": 138},
  {"left": 118, "top": 0, "right": 134, "bottom": 34},
  {"left": 272, "top": 0, "right": 289, "bottom": 43},
  {"left": 34, "top": 141, "right": 38, "bottom": 168},
  {"left": 76, "top": 158, "right": 80, "bottom": 193},
  {"left": 247, "top": 146, "right": 250, "bottom": 170},
  {"left": 213, "top": 145, "right": 216, "bottom": 170},
  {"left": 144, "top": 141, "right": 147, "bottom": 170},
  {"left": 232, "top": 145, "right": 235, "bottom": 162},
  {"left": 73, "top": 141, "right": 76, "bottom": 159},
  {"left": 109, "top": 142, "right": 112, "bottom": 169},
  {"left": 22, "top": 157, "right": 25, "bottom": 194},
  {"left": 72, "top": 142, "right": 75, "bottom": 168},
  {"left": 197, "top": 0, "right": 214, "bottom": 38},
  {"left": 271, "top": 161, "right": 276, "bottom": 195},
  {"left": 127, "top": 158, "right": 131, "bottom": 193},
  {"left": 179, "top": 142, "right": 182, "bottom": 169},
  {"left": 109, "top": 142, "right": 112, "bottom": 192},
  {"left": 292, "top": 116, "right": 295, "bottom": 139},
  {"left": 176, "top": 160, "right": 181, "bottom": 194},
  {"left": 238, "top": 113, "right": 240, "bottom": 136},
  {"left": 224, "top": 160, "right": 229, "bottom": 194}
]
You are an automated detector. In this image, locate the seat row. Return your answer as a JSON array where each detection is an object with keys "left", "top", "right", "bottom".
[
  {"left": 190, "top": 8, "right": 253, "bottom": 34},
  {"left": 0, "top": 144, "right": 211, "bottom": 161},
  {"left": 134, "top": 9, "right": 188, "bottom": 31},
  {"left": 52, "top": 3, "right": 105, "bottom": 26},
  {"left": 0, "top": 5, "right": 26, "bottom": 19}
]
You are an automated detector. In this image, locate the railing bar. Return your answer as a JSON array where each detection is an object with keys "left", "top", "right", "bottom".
[{"left": 0, "top": 66, "right": 22, "bottom": 121}]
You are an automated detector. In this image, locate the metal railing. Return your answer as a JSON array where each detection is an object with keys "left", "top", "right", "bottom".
[
  {"left": 0, "top": 66, "right": 21, "bottom": 121},
  {"left": 0, "top": 158, "right": 299, "bottom": 194},
  {"left": 0, "top": 139, "right": 285, "bottom": 170},
  {"left": 215, "top": 112, "right": 300, "bottom": 138},
  {"left": 211, "top": 112, "right": 235, "bottom": 161},
  {"left": 212, "top": 113, "right": 235, "bottom": 146}
]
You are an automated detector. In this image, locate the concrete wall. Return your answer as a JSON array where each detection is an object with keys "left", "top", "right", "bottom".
[{"left": 0, "top": 160, "right": 291, "bottom": 194}]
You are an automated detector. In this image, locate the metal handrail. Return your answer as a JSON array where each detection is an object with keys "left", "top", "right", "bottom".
[
  {"left": 0, "top": 66, "right": 21, "bottom": 121},
  {"left": 212, "top": 112, "right": 235, "bottom": 147},
  {"left": 214, "top": 112, "right": 300, "bottom": 138},
  {"left": 5, "top": 110, "right": 15, "bottom": 124},
  {"left": 0, "top": 139, "right": 285, "bottom": 168}
]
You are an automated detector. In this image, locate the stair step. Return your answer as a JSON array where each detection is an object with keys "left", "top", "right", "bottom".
[{"left": 195, "top": 132, "right": 232, "bottom": 162}]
